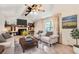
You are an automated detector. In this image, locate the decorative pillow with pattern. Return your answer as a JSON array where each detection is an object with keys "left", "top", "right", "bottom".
[{"left": 2, "top": 32, "right": 11, "bottom": 39}]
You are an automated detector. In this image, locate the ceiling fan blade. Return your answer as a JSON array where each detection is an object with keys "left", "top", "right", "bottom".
[
  {"left": 24, "top": 4, "right": 45, "bottom": 16},
  {"left": 25, "top": 12, "right": 30, "bottom": 16}
]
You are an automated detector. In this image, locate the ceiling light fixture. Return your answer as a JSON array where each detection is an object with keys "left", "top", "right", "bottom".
[{"left": 24, "top": 4, "right": 45, "bottom": 16}]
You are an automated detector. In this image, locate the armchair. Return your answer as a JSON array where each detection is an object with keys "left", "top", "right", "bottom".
[{"left": 40, "top": 32, "right": 58, "bottom": 47}]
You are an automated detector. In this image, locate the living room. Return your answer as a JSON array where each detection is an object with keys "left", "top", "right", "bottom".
[{"left": 0, "top": 4, "right": 79, "bottom": 54}]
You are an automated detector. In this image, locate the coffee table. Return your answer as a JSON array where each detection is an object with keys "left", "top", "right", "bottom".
[
  {"left": 19, "top": 37, "right": 38, "bottom": 52},
  {"left": 0, "top": 45, "right": 5, "bottom": 54}
]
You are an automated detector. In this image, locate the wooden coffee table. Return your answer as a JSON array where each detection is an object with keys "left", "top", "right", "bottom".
[
  {"left": 19, "top": 37, "right": 38, "bottom": 52},
  {"left": 0, "top": 45, "right": 5, "bottom": 54}
]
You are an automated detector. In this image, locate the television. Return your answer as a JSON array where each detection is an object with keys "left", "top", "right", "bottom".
[{"left": 17, "top": 19, "right": 27, "bottom": 25}]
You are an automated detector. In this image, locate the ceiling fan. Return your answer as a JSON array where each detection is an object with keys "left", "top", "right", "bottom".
[{"left": 24, "top": 4, "right": 45, "bottom": 16}]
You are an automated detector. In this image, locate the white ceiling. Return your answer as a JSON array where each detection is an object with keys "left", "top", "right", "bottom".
[
  {"left": 0, "top": 4, "right": 54, "bottom": 24},
  {"left": 20, "top": 4, "right": 54, "bottom": 23}
]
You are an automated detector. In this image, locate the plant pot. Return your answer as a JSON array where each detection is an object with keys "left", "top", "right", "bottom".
[{"left": 73, "top": 45, "right": 79, "bottom": 54}]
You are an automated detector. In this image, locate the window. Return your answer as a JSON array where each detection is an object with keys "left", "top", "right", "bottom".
[{"left": 45, "top": 18, "right": 53, "bottom": 32}]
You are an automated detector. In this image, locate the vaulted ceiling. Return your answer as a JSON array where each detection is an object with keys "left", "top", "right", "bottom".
[{"left": 0, "top": 4, "right": 54, "bottom": 24}]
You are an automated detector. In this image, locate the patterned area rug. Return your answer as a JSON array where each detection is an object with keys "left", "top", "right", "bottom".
[{"left": 14, "top": 41, "right": 56, "bottom": 54}]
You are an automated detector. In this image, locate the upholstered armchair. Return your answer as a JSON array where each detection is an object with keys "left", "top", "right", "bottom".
[{"left": 40, "top": 32, "right": 58, "bottom": 47}]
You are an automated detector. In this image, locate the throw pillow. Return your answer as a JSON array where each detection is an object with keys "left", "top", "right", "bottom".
[
  {"left": 0, "top": 34, "right": 6, "bottom": 43},
  {"left": 45, "top": 32, "right": 53, "bottom": 37},
  {"left": 2, "top": 32, "right": 11, "bottom": 39}
]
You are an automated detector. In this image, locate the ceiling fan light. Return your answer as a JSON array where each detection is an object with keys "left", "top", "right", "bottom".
[{"left": 24, "top": 4, "right": 45, "bottom": 16}]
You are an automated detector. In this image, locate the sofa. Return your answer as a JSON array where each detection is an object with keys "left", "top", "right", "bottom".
[{"left": 0, "top": 32, "right": 14, "bottom": 54}]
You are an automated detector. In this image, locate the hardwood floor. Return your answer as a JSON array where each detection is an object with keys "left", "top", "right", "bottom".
[
  {"left": 54, "top": 44, "right": 74, "bottom": 54},
  {"left": 14, "top": 36, "right": 74, "bottom": 54}
]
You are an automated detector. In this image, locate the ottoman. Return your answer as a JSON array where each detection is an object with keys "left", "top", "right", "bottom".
[{"left": 19, "top": 37, "right": 38, "bottom": 52}]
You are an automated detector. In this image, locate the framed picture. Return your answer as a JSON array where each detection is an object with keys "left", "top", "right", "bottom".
[{"left": 62, "top": 15, "right": 77, "bottom": 29}]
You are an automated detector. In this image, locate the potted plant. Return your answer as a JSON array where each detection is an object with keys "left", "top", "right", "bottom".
[{"left": 71, "top": 28, "right": 79, "bottom": 53}]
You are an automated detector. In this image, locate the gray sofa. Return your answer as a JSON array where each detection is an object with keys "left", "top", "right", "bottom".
[{"left": 0, "top": 32, "right": 14, "bottom": 54}]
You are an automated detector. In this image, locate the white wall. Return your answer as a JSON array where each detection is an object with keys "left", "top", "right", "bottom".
[
  {"left": 0, "top": 4, "right": 24, "bottom": 24},
  {"left": 34, "top": 16, "right": 58, "bottom": 37},
  {"left": 34, "top": 19, "right": 44, "bottom": 35},
  {"left": 0, "top": 4, "right": 25, "bottom": 33},
  {"left": 0, "top": 16, "right": 5, "bottom": 33},
  {"left": 52, "top": 4, "right": 79, "bottom": 45}
]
